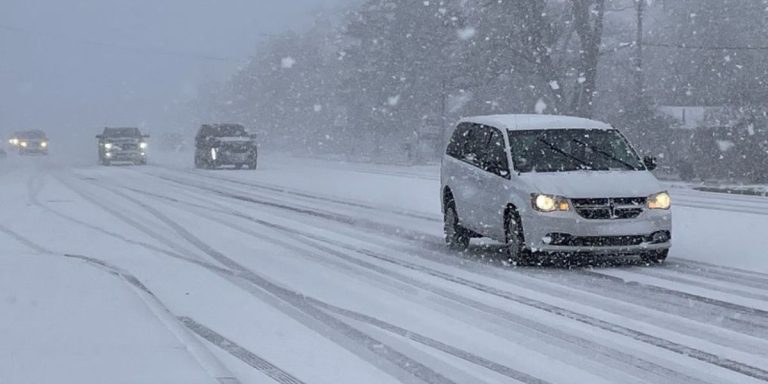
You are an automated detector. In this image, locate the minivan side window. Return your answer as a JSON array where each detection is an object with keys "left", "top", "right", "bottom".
[
  {"left": 446, "top": 123, "right": 473, "bottom": 159},
  {"left": 472, "top": 126, "right": 509, "bottom": 177},
  {"left": 482, "top": 128, "right": 510, "bottom": 177},
  {"left": 465, "top": 124, "right": 492, "bottom": 166}
]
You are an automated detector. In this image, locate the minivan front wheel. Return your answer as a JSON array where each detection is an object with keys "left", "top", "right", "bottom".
[
  {"left": 506, "top": 213, "right": 533, "bottom": 266},
  {"left": 444, "top": 205, "right": 470, "bottom": 251}
]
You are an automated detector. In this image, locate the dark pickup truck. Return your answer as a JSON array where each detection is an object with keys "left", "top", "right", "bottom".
[
  {"left": 97, "top": 127, "right": 149, "bottom": 166},
  {"left": 194, "top": 124, "right": 258, "bottom": 170}
]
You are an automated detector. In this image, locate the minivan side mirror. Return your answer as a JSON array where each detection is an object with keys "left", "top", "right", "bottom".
[
  {"left": 96, "top": 134, "right": 103, "bottom": 139},
  {"left": 484, "top": 161, "right": 510, "bottom": 178},
  {"left": 643, "top": 156, "right": 657, "bottom": 171}
]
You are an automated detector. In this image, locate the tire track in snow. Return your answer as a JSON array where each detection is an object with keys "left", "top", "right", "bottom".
[
  {"left": 668, "top": 261, "right": 768, "bottom": 291},
  {"left": 54, "top": 173, "right": 209, "bottom": 264},
  {"left": 85, "top": 181, "right": 465, "bottom": 384},
  {"left": 578, "top": 270, "right": 768, "bottom": 330},
  {"left": 148, "top": 167, "right": 768, "bottom": 284},
  {"left": 0, "top": 223, "right": 52, "bottom": 254},
  {"left": 124, "top": 183, "right": 723, "bottom": 384},
  {"left": 614, "top": 266, "right": 768, "bottom": 302},
  {"left": 142, "top": 171, "right": 432, "bottom": 241},
  {"left": 167, "top": 167, "right": 439, "bottom": 221},
  {"left": 96, "top": 168, "right": 768, "bottom": 382},
  {"left": 143, "top": 170, "right": 768, "bottom": 321},
  {"left": 180, "top": 317, "right": 306, "bottom": 384}
]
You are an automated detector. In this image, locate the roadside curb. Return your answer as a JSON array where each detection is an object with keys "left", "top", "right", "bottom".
[
  {"left": 63, "top": 254, "right": 241, "bottom": 384},
  {"left": 693, "top": 186, "right": 768, "bottom": 197}
]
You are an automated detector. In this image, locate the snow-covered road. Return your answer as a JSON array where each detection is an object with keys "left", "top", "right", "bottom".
[{"left": 2, "top": 154, "right": 768, "bottom": 384}]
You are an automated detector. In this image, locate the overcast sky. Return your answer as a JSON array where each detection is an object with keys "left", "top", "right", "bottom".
[{"left": 0, "top": 0, "right": 349, "bottom": 139}]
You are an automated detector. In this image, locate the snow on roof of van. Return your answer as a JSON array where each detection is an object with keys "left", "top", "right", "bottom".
[{"left": 460, "top": 114, "right": 614, "bottom": 131}]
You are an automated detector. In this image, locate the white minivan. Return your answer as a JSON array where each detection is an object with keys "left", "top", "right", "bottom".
[{"left": 440, "top": 114, "right": 671, "bottom": 265}]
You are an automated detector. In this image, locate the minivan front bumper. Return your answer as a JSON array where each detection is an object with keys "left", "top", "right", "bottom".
[{"left": 523, "top": 209, "right": 671, "bottom": 254}]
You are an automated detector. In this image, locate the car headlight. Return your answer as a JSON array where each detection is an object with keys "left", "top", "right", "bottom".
[
  {"left": 104, "top": 143, "right": 113, "bottom": 150},
  {"left": 648, "top": 191, "right": 671, "bottom": 210},
  {"left": 139, "top": 142, "right": 147, "bottom": 149},
  {"left": 532, "top": 194, "right": 570, "bottom": 212},
  {"left": 41, "top": 142, "right": 48, "bottom": 148},
  {"left": 20, "top": 141, "right": 28, "bottom": 147},
  {"left": 9, "top": 138, "right": 18, "bottom": 146}
]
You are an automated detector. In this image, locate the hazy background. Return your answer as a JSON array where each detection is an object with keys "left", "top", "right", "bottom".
[{"left": 0, "top": 0, "right": 350, "bottom": 156}]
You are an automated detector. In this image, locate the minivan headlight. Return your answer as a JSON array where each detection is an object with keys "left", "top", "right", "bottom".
[
  {"left": 104, "top": 143, "right": 113, "bottom": 150},
  {"left": 648, "top": 191, "right": 671, "bottom": 210},
  {"left": 532, "top": 194, "right": 570, "bottom": 212},
  {"left": 139, "top": 142, "right": 147, "bottom": 149}
]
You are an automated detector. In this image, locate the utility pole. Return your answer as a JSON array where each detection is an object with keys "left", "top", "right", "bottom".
[{"left": 635, "top": 0, "right": 645, "bottom": 104}]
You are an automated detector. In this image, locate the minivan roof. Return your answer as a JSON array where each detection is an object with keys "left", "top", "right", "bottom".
[{"left": 460, "top": 114, "right": 614, "bottom": 131}]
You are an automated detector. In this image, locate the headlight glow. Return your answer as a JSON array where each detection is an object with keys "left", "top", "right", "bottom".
[
  {"left": 532, "top": 194, "right": 570, "bottom": 212},
  {"left": 139, "top": 142, "right": 148, "bottom": 149},
  {"left": 20, "top": 141, "right": 28, "bottom": 147},
  {"left": 104, "top": 143, "right": 113, "bottom": 150},
  {"left": 9, "top": 138, "right": 18, "bottom": 146},
  {"left": 40, "top": 142, "right": 48, "bottom": 148},
  {"left": 648, "top": 191, "right": 671, "bottom": 210}
]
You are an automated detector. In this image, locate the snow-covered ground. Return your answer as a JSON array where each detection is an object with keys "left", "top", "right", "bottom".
[{"left": 2, "top": 152, "right": 768, "bottom": 384}]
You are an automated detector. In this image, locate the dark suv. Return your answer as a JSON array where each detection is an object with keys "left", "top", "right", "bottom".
[
  {"left": 194, "top": 124, "right": 258, "bottom": 170},
  {"left": 96, "top": 127, "right": 149, "bottom": 165},
  {"left": 14, "top": 130, "right": 49, "bottom": 155}
]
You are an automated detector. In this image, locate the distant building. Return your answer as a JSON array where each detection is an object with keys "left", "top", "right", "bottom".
[{"left": 657, "top": 106, "right": 740, "bottom": 130}]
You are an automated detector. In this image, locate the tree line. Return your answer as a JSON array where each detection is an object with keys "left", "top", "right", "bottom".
[{"left": 195, "top": 0, "right": 768, "bottom": 164}]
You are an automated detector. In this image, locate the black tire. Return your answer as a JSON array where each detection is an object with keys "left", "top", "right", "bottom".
[
  {"left": 444, "top": 204, "right": 470, "bottom": 251},
  {"left": 248, "top": 157, "right": 258, "bottom": 170},
  {"left": 505, "top": 210, "right": 534, "bottom": 266},
  {"left": 642, "top": 249, "right": 669, "bottom": 264}
]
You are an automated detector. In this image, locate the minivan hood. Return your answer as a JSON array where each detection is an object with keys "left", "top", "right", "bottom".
[{"left": 518, "top": 170, "right": 663, "bottom": 198}]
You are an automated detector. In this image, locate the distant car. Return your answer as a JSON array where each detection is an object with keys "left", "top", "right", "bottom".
[
  {"left": 194, "top": 124, "right": 257, "bottom": 170},
  {"left": 15, "top": 130, "right": 49, "bottom": 155},
  {"left": 441, "top": 115, "right": 672, "bottom": 265},
  {"left": 8, "top": 132, "right": 21, "bottom": 147},
  {"left": 96, "top": 127, "right": 149, "bottom": 166}
]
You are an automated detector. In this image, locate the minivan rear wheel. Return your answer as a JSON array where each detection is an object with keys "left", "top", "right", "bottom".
[
  {"left": 506, "top": 212, "right": 534, "bottom": 266},
  {"left": 444, "top": 205, "right": 470, "bottom": 251}
]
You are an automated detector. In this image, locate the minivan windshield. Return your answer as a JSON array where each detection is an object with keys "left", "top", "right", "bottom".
[{"left": 507, "top": 129, "right": 645, "bottom": 173}]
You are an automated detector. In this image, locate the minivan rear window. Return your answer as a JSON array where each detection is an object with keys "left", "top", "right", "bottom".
[{"left": 507, "top": 129, "right": 644, "bottom": 172}]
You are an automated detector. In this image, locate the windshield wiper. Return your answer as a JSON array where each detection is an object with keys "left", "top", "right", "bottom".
[
  {"left": 571, "top": 139, "right": 638, "bottom": 171},
  {"left": 537, "top": 138, "right": 597, "bottom": 170}
]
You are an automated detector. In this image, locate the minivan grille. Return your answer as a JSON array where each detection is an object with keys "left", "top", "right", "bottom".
[{"left": 571, "top": 197, "right": 646, "bottom": 220}]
